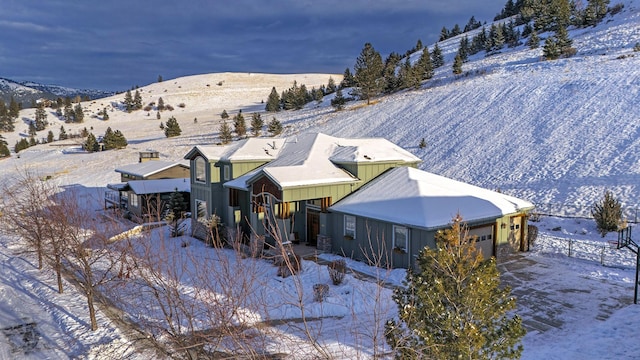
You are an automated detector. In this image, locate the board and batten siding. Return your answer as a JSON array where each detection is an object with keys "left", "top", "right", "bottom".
[
  {"left": 281, "top": 182, "right": 356, "bottom": 203},
  {"left": 330, "top": 212, "right": 436, "bottom": 269},
  {"left": 339, "top": 162, "right": 419, "bottom": 191}
]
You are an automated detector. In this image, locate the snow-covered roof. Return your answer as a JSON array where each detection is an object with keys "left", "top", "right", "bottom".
[
  {"left": 127, "top": 178, "right": 190, "bottom": 195},
  {"left": 329, "top": 167, "right": 534, "bottom": 230},
  {"left": 252, "top": 133, "right": 421, "bottom": 188},
  {"left": 115, "top": 160, "right": 189, "bottom": 178},
  {"left": 184, "top": 137, "right": 286, "bottom": 162}
]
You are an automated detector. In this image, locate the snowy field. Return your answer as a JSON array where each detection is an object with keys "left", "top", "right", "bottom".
[{"left": 1, "top": 0, "right": 640, "bottom": 358}]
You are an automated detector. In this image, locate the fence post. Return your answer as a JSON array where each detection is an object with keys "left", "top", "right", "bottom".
[{"left": 568, "top": 239, "right": 573, "bottom": 257}]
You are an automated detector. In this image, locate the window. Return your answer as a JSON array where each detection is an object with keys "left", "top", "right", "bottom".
[
  {"left": 393, "top": 225, "right": 408, "bottom": 252},
  {"left": 223, "top": 165, "right": 230, "bottom": 181},
  {"left": 196, "top": 200, "right": 207, "bottom": 224},
  {"left": 229, "top": 188, "right": 240, "bottom": 207},
  {"left": 195, "top": 156, "right": 206, "bottom": 183},
  {"left": 344, "top": 215, "right": 356, "bottom": 239},
  {"left": 129, "top": 193, "right": 139, "bottom": 208}
]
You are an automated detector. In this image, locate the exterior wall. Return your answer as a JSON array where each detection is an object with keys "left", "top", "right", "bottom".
[
  {"left": 339, "top": 162, "right": 419, "bottom": 191},
  {"left": 329, "top": 213, "right": 436, "bottom": 269},
  {"left": 281, "top": 182, "right": 355, "bottom": 203},
  {"left": 145, "top": 166, "right": 189, "bottom": 180}
]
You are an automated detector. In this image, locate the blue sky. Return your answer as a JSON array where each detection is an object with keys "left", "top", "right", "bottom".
[{"left": 0, "top": 0, "right": 506, "bottom": 92}]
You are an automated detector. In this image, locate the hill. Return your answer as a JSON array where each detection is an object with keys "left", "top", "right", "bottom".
[{"left": 0, "top": 1, "right": 639, "bottom": 358}]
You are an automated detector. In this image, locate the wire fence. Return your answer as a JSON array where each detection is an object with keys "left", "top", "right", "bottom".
[
  {"left": 532, "top": 202, "right": 640, "bottom": 223},
  {"left": 534, "top": 234, "right": 637, "bottom": 269}
]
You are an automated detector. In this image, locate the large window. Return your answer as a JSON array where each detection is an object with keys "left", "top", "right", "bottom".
[
  {"left": 196, "top": 200, "right": 208, "bottom": 224},
  {"left": 344, "top": 215, "right": 356, "bottom": 239},
  {"left": 195, "top": 156, "right": 206, "bottom": 183},
  {"left": 129, "top": 193, "right": 139, "bottom": 208},
  {"left": 393, "top": 225, "right": 409, "bottom": 252},
  {"left": 223, "top": 165, "right": 230, "bottom": 181}
]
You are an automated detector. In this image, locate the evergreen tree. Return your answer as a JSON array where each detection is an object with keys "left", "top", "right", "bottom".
[
  {"left": 47, "top": 130, "right": 54, "bottom": 143},
  {"left": 28, "top": 122, "right": 37, "bottom": 137},
  {"left": 80, "top": 127, "right": 89, "bottom": 138},
  {"left": 416, "top": 47, "right": 434, "bottom": 80},
  {"left": 157, "top": 97, "right": 165, "bottom": 111},
  {"left": 453, "top": 53, "right": 464, "bottom": 75},
  {"left": 220, "top": 109, "right": 229, "bottom": 120},
  {"left": 0, "top": 134, "right": 9, "bottom": 157},
  {"left": 382, "top": 52, "right": 402, "bottom": 93},
  {"left": 219, "top": 120, "right": 232, "bottom": 144},
  {"left": 267, "top": 116, "right": 282, "bottom": 136},
  {"left": 14, "top": 138, "right": 29, "bottom": 153},
  {"left": 9, "top": 97, "right": 20, "bottom": 119},
  {"left": 341, "top": 68, "right": 355, "bottom": 88},
  {"left": 102, "top": 127, "right": 115, "bottom": 149},
  {"left": 451, "top": 24, "right": 462, "bottom": 37},
  {"left": 156, "top": 111, "right": 161, "bottom": 120},
  {"left": 431, "top": 43, "right": 445, "bottom": 68},
  {"left": 464, "top": 15, "right": 482, "bottom": 32},
  {"left": 133, "top": 90, "right": 143, "bottom": 110},
  {"left": 158, "top": 75, "right": 163, "bottom": 83},
  {"left": 233, "top": 111, "right": 247, "bottom": 137},
  {"left": 84, "top": 133, "right": 100, "bottom": 153},
  {"left": 591, "top": 191, "right": 623, "bottom": 237},
  {"left": 34, "top": 103, "right": 48, "bottom": 131},
  {"left": 58, "top": 126, "right": 68, "bottom": 140},
  {"left": 265, "top": 87, "right": 281, "bottom": 112},
  {"left": 326, "top": 77, "right": 337, "bottom": 93},
  {"left": 250, "top": 113, "right": 263, "bottom": 137},
  {"left": 399, "top": 57, "right": 419, "bottom": 90},
  {"left": 29, "top": 136, "right": 37, "bottom": 147},
  {"left": 543, "top": 36, "right": 561, "bottom": 60},
  {"left": 354, "top": 42, "right": 384, "bottom": 104},
  {"left": 527, "top": 30, "right": 540, "bottom": 49},
  {"left": 124, "top": 90, "right": 133, "bottom": 112},
  {"left": 439, "top": 26, "right": 450, "bottom": 41},
  {"left": 103, "top": 107, "right": 109, "bottom": 120},
  {"left": 164, "top": 188, "right": 188, "bottom": 237},
  {"left": 0, "top": 101, "right": 14, "bottom": 132},
  {"left": 164, "top": 116, "right": 182, "bottom": 137},
  {"left": 458, "top": 36, "right": 470, "bottom": 62},
  {"left": 331, "top": 88, "right": 346, "bottom": 110},
  {"left": 386, "top": 216, "right": 525, "bottom": 359},
  {"left": 73, "top": 104, "right": 84, "bottom": 123},
  {"left": 555, "top": 24, "right": 574, "bottom": 56}
]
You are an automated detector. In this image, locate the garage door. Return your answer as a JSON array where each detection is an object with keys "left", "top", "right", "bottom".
[{"left": 468, "top": 225, "right": 494, "bottom": 260}]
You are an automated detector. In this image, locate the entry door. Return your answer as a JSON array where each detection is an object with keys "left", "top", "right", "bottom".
[
  {"left": 307, "top": 210, "right": 320, "bottom": 245},
  {"left": 510, "top": 216, "right": 524, "bottom": 251}
]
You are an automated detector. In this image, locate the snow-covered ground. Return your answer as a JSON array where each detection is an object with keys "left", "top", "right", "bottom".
[{"left": 1, "top": 0, "right": 640, "bottom": 358}]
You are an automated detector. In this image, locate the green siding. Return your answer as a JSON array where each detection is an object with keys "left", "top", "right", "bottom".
[{"left": 282, "top": 183, "right": 355, "bottom": 203}]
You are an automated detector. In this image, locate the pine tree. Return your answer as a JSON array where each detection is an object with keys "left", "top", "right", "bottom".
[
  {"left": 431, "top": 43, "right": 444, "bottom": 68},
  {"left": 103, "top": 107, "right": 109, "bottom": 120},
  {"left": 416, "top": 47, "right": 434, "bottom": 81},
  {"left": 591, "top": 191, "right": 623, "bottom": 237},
  {"left": 439, "top": 26, "right": 449, "bottom": 41},
  {"left": 326, "top": 77, "right": 337, "bottom": 93},
  {"left": 354, "top": 42, "right": 384, "bottom": 105},
  {"left": 331, "top": 88, "right": 346, "bottom": 110},
  {"left": 157, "top": 97, "right": 165, "bottom": 111},
  {"left": 34, "top": 103, "right": 48, "bottom": 131},
  {"left": 84, "top": 133, "right": 100, "bottom": 153},
  {"left": 28, "top": 122, "right": 37, "bottom": 137},
  {"left": 267, "top": 117, "right": 282, "bottom": 136},
  {"left": 386, "top": 216, "right": 525, "bottom": 359},
  {"left": 133, "top": 90, "right": 143, "bottom": 110},
  {"left": 341, "top": 68, "right": 355, "bottom": 88},
  {"left": 124, "top": 90, "right": 133, "bottom": 112},
  {"left": 47, "top": 130, "right": 54, "bottom": 143},
  {"left": 156, "top": 111, "right": 161, "bottom": 120},
  {"left": 164, "top": 188, "right": 188, "bottom": 237},
  {"left": 73, "top": 104, "right": 84, "bottom": 123},
  {"left": 112, "top": 130, "right": 128, "bottom": 149},
  {"left": 58, "top": 126, "right": 68, "bottom": 140},
  {"left": 555, "top": 25, "right": 574, "bottom": 56},
  {"left": 8, "top": 97, "right": 20, "bottom": 119},
  {"left": 543, "top": 36, "right": 561, "bottom": 60},
  {"left": 265, "top": 87, "right": 281, "bottom": 112},
  {"left": 164, "top": 116, "right": 182, "bottom": 137},
  {"left": 219, "top": 120, "right": 232, "bottom": 144},
  {"left": 0, "top": 101, "right": 14, "bottom": 132},
  {"left": 158, "top": 75, "right": 163, "bottom": 83},
  {"left": 233, "top": 112, "right": 247, "bottom": 137},
  {"left": 250, "top": 113, "right": 263, "bottom": 136},
  {"left": 527, "top": 31, "right": 540, "bottom": 49},
  {"left": 453, "top": 53, "right": 464, "bottom": 75},
  {"left": 382, "top": 52, "right": 402, "bottom": 93},
  {"left": 0, "top": 134, "right": 9, "bottom": 157},
  {"left": 103, "top": 127, "right": 115, "bottom": 150}
]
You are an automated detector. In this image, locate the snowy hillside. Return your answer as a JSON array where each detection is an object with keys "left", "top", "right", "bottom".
[{"left": 0, "top": 1, "right": 640, "bottom": 358}]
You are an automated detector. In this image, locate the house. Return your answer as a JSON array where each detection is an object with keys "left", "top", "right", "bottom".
[
  {"left": 183, "top": 132, "right": 534, "bottom": 268},
  {"left": 105, "top": 151, "right": 191, "bottom": 222},
  {"left": 328, "top": 166, "right": 535, "bottom": 268}
]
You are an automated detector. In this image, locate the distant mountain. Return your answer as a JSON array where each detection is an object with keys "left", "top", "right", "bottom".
[{"left": 0, "top": 77, "right": 113, "bottom": 107}]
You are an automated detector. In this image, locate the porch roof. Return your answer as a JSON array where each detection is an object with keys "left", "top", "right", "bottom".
[{"left": 329, "top": 167, "right": 535, "bottom": 230}]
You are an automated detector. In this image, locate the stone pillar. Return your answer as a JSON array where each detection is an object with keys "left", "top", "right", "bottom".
[{"left": 317, "top": 234, "right": 332, "bottom": 253}]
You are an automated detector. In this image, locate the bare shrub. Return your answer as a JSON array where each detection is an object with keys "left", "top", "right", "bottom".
[
  {"left": 313, "top": 284, "right": 329, "bottom": 302},
  {"left": 328, "top": 259, "right": 347, "bottom": 285},
  {"left": 275, "top": 253, "right": 301, "bottom": 278}
]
